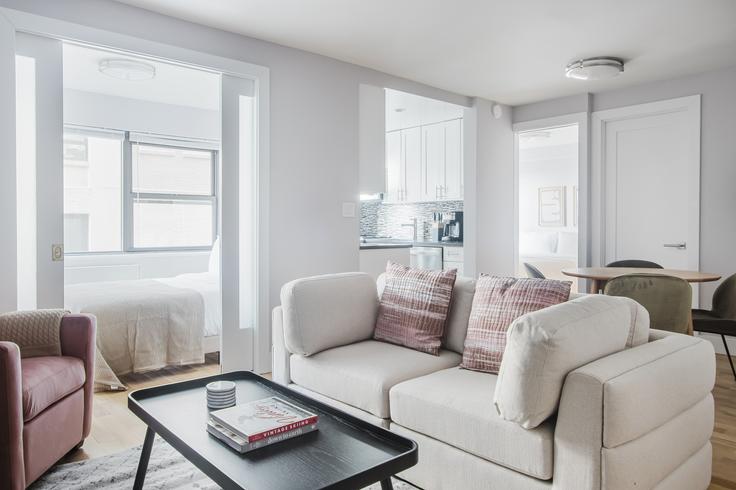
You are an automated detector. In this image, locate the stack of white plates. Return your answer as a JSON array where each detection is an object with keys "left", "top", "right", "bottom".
[{"left": 206, "top": 380, "right": 236, "bottom": 409}]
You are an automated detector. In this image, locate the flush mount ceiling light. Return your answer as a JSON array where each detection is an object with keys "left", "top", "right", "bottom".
[
  {"left": 565, "top": 57, "right": 624, "bottom": 81},
  {"left": 99, "top": 58, "right": 156, "bottom": 81}
]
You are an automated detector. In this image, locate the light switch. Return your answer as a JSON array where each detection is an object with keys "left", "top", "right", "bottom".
[
  {"left": 51, "top": 244, "right": 64, "bottom": 262},
  {"left": 342, "top": 202, "right": 356, "bottom": 218}
]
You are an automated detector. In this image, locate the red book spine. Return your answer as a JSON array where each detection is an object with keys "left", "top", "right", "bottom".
[{"left": 248, "top": 415, "right": 318, "bottom": 442}]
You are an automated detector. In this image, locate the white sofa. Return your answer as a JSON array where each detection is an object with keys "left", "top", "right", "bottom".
[{"left": 272, "top": 272, "right": 716, "bottom": 490}]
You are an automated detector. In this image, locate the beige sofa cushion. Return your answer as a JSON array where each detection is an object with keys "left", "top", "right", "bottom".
[
  {"left": 390, "top": 367, "right": 555, "bottom": 480},
  {"left": 281, "top": 272, "right": 378, "bottom": 356},
  {"left": 494, "top": 294, "right": 645, "bottom": 429},
  {"left": 290, "top": 340, "right": 461, "bottom": 418}
]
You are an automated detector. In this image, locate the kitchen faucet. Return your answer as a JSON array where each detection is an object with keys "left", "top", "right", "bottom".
[{"left": 401, "top": 218, "right": 419, "bottom": 242}]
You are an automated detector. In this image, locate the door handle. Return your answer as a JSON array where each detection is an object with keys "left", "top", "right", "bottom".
[{"left": 663, "top": 242, "right": 687, "bottom": 249}]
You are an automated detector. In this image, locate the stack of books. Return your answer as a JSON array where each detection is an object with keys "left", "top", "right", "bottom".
[{"left": 207, "top": 396, "right": 319, "bottom": 453}]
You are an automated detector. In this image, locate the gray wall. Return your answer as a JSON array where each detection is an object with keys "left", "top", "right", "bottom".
[
  {"left": 0, "top": 0, "right": 474, "bottom": 313},
  {"left": 514, "top": 65, "right": 736, "bottom": 308}
]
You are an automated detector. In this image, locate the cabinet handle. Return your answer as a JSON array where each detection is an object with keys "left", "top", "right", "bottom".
[{"left": 663, "top": 242, "right": 686, "bottom": 249}]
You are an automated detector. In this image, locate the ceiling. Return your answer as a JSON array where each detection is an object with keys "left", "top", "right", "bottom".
[
  {"left": 114, "top": 0, "right": 736, "bottom": 105},
  {"left": 63, "top": 43, "right": 220, "bottom": 110}
]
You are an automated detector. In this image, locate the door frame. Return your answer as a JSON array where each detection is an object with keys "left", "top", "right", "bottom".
[
  {"left": 1, "top": 6, "right": 272, "bottom": 373},
  {"left": 512, "top": 112, "right": 590, "bottom": 280},
  {"left": 590, "top": 95, "right": 701, "bottom": 272}
]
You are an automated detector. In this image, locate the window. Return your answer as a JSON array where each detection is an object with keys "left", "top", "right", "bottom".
[
  {"left": 130, "top": 143, "right": 216, "bottom": 249},
  {"left": 63, "top": 130, "right": 123, "bottom": 253},
  {"left": 63, "top": 127, "right": 218, "bottom": 254}
]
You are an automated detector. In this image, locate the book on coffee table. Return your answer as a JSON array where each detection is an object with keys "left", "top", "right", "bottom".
[
  {"left": 207, "top": 418, "right": 318, "bottom": 453},
  {"left": 209, "top": 396, "right": 318, "bottom": 449}
]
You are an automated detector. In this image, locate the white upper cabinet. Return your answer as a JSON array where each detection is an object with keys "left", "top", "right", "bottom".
[
  {"left": 385, "top": 117, "right": 463, "bottom": 203},
  {"left": 443, "top": 118, "right": 463, "bottom": 200}
]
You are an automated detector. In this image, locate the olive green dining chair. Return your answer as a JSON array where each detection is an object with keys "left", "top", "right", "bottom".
[
  {"left": 604, "top": 274, "right": 692, "bottom": 335},
  {"left": 692, "top": 273, "right": 736, "bottom": 381}
]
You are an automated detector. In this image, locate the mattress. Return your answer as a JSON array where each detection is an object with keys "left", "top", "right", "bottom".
[{"left": 156, "top": 272, "right": 222, "bottom": 337}]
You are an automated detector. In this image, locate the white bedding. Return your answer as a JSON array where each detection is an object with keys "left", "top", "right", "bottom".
[
  {"left": 65, "top": 272, "right": 221, "bottom": 387},
  {"left": 156, "top": 272, "right": 222, "bottom": 337}
]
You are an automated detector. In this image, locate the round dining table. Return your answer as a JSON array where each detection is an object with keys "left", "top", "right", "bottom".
[{"left": 561, "top": 267, "right": 722, "bottom": 294}]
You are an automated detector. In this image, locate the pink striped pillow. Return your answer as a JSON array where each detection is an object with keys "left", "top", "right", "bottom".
[
  {"left": 374, "top": 262, "right": 457, "bottom": 355},
  {"left": 461, "top": 275, "right": 571, "bottom": 373}
]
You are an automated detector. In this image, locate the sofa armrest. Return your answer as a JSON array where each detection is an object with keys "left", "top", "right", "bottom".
[
  {"left": 0, "top": 342, "right": 25, "bottom": 490},
  {"left": 553, "top": 331, "right": 715, "bottom": 490},
  {"left": 280, "top": 273, "right": 379, "bottom": 356},
  {"left": 271, "top": 306, "right": 291, "bottom": 386},
  {"left": 60, "top": 314, "right": 96, "bottom": 439}
]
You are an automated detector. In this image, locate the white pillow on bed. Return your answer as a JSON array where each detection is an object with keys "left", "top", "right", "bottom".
[{"left": 208, "top": 236, "right": 220, "bottom": 274}]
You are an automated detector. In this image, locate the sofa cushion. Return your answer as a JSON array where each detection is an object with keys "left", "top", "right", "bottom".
[
  {"left": 21, "top": 356, "right": 85, "bottom": 422},
  {"left": 374, "top": 262, "right": 457, "bottom": 355},
  {"left": 494, "top": 295, "right": 642, "bottom": 429},
  {"left": 281, "top": 272, "right": 378, "bottom": 356},
  {"left": 378, "top": 273, "right": 476, "bottom": 354},
  {"left": 290, "top": 340, "right": 461, "bottom": 418},
  {"left": 461, "top": 276, "right": 571, "bottom": 373},
  {"left": 390, "top": 367, "right": 555, "bottom": 480}
]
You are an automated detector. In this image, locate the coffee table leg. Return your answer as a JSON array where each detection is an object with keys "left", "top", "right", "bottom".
[
  {"left": 133, "top": 427, "right": 155, "bottom": 490},
  {"left": 380, "top": 478, "right": 393, "bottom": 490}
]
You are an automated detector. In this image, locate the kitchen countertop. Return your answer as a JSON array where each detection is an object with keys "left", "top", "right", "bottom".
[{"left": 359, "top": 239, "right": 463, "bottom": 250}]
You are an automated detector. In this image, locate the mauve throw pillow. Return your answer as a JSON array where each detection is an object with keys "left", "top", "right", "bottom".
[
  {"left": 461, "top": 275, "right": 571, "bottom": 373},
  {"left": 373, "top": 262, "right": 457, "bottom": 356}
]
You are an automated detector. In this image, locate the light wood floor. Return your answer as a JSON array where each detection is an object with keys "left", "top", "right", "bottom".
[{"left": 64, "top": 354, "right": 736, "bottom": 489}]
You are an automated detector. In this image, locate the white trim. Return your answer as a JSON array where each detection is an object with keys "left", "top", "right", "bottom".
[
  {"left": 1, "top": 6, "right": 272, "bottom": 372},
  {"left": 0, "top": 11, "right": 16, "bottom": 312},
  {"left": 591, "top": 95, "right": 701, "bottom": 272},
  {"left": 512, "top": 112, "right": 589, "bottom": 287}
]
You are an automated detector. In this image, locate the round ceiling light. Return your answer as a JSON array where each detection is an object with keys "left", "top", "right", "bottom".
[
  {"left": 99, "top": 59, "right": 156, "bottom": 81},
  {"left": 565, "top": 57, "right": 623, "bottom": 81}
]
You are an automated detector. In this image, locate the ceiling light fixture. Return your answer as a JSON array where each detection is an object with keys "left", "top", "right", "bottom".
[
  {"left": 99, "top": 58, "right": 156, "bottom": 81},
  {"left": 565, "top": 57, "right": 623, "bottom": 81}
]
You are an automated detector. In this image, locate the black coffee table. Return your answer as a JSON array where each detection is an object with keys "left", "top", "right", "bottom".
[{"left": 127, "top": 371, "right": 417, "bottom": 490}]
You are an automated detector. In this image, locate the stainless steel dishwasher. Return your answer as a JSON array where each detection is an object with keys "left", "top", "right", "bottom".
[{"left": 410, "top": 246, "right": 443, "bottom": 271}]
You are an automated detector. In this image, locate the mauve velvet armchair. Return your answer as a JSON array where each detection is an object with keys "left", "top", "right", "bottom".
[{"left": 0, "top": 314, "right": 96, "bottom": 489}]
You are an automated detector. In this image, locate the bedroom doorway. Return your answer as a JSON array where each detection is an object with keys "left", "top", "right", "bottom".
[
  {"left": 515, "top": 123, "right": 581, "bottom": 290},
  {"left": 5, "top": 15, "right": 269, "bottom": 388}
]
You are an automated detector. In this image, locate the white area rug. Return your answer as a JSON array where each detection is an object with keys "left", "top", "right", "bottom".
[{"left": 31, "top": 437, "right": 418, "bottom": 489}]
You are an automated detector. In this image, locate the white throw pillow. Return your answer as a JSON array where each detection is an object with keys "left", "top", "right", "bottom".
[
  {"left": 493, "top": 294, "right": 649, "bottom": 429},
  {"left": 208, "top": 236, "right": 220, "bottom": 275}
]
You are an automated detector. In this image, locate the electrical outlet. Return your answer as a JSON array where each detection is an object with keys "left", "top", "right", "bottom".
[{"left": 51, "top": 244, "right": 64, "bottom": 262}]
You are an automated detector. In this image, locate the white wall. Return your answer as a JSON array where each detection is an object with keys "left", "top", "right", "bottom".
[
  {"left": 0, "top": 0, "right": 472, "bottom": 316},
  {"left": 65, "top": 89, "right": 220, "bottom": 140}
]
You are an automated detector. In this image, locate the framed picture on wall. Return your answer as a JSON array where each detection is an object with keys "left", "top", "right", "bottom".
[
  {"left": 572, "top": 185, "right": 578, "bottom": 227},
  {"left": 538, "top": 186, "right": 566, "bottom": 227}
]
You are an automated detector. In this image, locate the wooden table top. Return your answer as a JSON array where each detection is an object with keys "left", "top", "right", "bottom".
[{"left": 561, "top": 267, "right": 721, "bottom": 283}]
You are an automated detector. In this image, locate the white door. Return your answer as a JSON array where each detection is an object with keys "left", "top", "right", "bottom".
[
  {"left": 385, "top": 130, "right": 402, "bottom": 201},
  {"left": 423, "top": 122, "right": 445, "bottom": 200},
  {"left": 444, "top": 119, "right": 463, "bottom": 200},
  {"left": 0, "top": 12, "right": 16, "bottom": 312},
  {"left": 593, "top": 95, "right": 700, "bottom": 274},
  {"left": 220, "top": 74, "right": 257, "bottom": 372},
  {"left": 403, "top": 126, "right": 421, "bottom": 202}
]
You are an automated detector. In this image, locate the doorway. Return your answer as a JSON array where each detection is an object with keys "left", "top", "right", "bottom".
[{"left": 515, "top": 124, "right": 580, "bottom": 289}]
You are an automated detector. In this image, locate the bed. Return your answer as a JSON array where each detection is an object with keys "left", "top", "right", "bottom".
[
  {"left": 518, "top": 230, "right": 578, "bottom": 291},
  {"left": 65, "top": 271, "right": 221, "bottom": 390}
]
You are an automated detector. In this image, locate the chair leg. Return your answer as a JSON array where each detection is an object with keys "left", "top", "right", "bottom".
[{"left": 721, "top": 334, "right": 736, "bottom": 382}]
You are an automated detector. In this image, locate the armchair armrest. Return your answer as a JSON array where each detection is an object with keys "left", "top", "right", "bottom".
[
  {"left": 0, "top": 341, "right": 25, "bottom": 490},
  {"left": 60, "top": 314, "right": 96, "bottom": 439},
  {"left": 280, "top": 273, "right": 379, "bottom": 357},
  {"left": 553, "top": 331, "right": 715, "bottom": 490}
]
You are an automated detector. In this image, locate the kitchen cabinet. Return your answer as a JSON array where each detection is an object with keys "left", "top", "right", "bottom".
[
  {"left": 385, "top": 127, "right": 421, "bottom": 202},
  {"left": 386, "top": 118, "right": 463, "bottom": 203},
  {"left": 360, "top": 247, "right": 411, "bottom": 280},
  {"left": 443, "top": 246, "right": 464, "bottom": 277}
]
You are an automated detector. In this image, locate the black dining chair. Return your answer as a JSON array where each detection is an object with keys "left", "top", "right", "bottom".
[
  {"left": 523, "top": 263, "right": 546, "bottom": 279},
  {"left": 606, "top": 259, "right": 664, "bottom": 269},
  {"left": 693, "top": 273, "right": 736, "bottom": 381}
]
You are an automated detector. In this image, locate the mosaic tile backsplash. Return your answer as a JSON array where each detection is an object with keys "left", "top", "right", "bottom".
[{"left": 360, "top": 199, "right": 464, "bottom": 241}]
